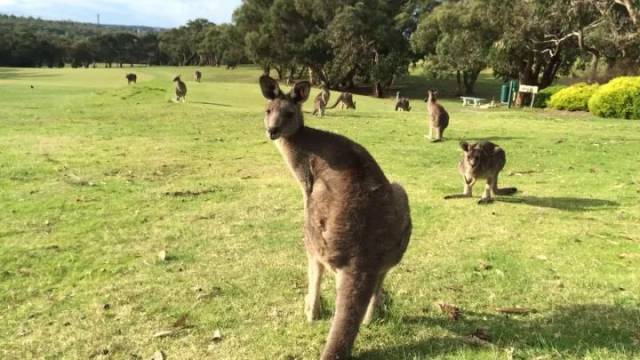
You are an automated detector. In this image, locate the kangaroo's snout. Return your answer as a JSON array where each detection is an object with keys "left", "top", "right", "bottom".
[{"left": 267, "top": 126, "right": 281, "bottom": 140}]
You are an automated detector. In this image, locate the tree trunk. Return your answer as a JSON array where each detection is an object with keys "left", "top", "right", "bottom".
[
  {"left": 374, "top": 81, "right": 384, "bottom": 98},
  {"left": 455, "top": 71, "right": 463, "bottom": 96}
]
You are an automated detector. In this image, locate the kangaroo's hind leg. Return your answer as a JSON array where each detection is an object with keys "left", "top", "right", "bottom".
[{"left": 305, "top": 252, "right": 324, "bottom": 322}]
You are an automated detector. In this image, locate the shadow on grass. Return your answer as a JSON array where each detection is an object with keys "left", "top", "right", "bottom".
[
  {"left": 496, "top": 196, "right": 618, "bottom": 211},
  {"left": 0, "top": 68, "right": 58, "bottom": 80},
  {"left": 191, "top": 101, "right": 231, "bottom": 107},
  {"left": 359, "top": 304, "right": 639, "bottom": 359}
]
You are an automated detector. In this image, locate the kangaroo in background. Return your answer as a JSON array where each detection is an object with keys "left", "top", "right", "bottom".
[
  {"left": 328, "top": 92, "right": 356, "bottom": 110},
  {"left": 444, "top": 141, "right": 518, "bottom": 204},
  {"left": 194, "top": 70, "right": 202, "bottom": 82},
  {"left": 395, "top": 92, "right": 411, "bottom": 111},
  {"left": 425, "top": 90, "right": 449, "bottom": 142},
  {"left": 173, "top": 75, "right": 187, "bottom": 103},
  {"left": 126, "top": 73, "right": 137, "bottom": 85},
  {"left": 312, "top": 84, "right": 331, "bottom": 117},
  {"left": 259, "top": 76, "right": 411, "bottom": 359}
]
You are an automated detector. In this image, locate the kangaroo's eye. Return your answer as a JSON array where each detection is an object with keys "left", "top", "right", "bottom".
[{"left": 266, "top": 109, "right": 272, "bottom": 115}]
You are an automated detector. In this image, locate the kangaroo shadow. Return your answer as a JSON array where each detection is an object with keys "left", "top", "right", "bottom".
[
  {"left": 496, "top": 196, "right": 618, "bottom": 211},
  {"left": 358, "top": 304, "right": 640, "bottom": 359}
]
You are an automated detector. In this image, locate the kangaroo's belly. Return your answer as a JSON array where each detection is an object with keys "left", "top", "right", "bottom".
[{"left": 303, "top": 179, "right": 411, "bottom": 272}]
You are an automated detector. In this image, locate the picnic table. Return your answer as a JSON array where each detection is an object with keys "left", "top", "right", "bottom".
[{"left": 460, "top": 96, "right": 487, "bottom": 107}]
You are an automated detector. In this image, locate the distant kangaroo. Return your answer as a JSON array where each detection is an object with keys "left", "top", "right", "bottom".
[
  {"left": 312, "top": 85, "right": 331, "bottom": 117},
  {"left": 126, "top": 73, "right": 137, "bottom": 85},
  {"left": 425, "top": 90, "right": 449, "bottom": 142},
  {"left": 328, "top": 92, "right": 356, "bottom": 110},
  {"left": 259, "top": 76, "right": 412, "bottom": 359},
  {"left": 194, "top": 70, "right": 202, "bottom": 82},
  {"left": 444, "top": 141, "right": 518, "bottom": 204},
  {"left": 395, "top": 92, "right": 411, "bottom": 111},
  {"left": 173, "top": 75, "right": 187, "bottom": 103}
]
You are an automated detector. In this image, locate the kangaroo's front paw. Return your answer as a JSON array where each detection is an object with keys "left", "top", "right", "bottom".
[
  {"left": 478, "top": 198, "right": 494, "bottom": 205},
  {"left": 304, "top": 294, "right": 321, "bottom": 322}
]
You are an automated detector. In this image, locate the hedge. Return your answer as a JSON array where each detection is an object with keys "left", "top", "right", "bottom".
[
  {"left": 533, "top": 84, "right": 566, "bottom": 108},
  {"left": 588, "top": 77, "right": 640, "bottom": 119},
  {"left": 548, "top": 83, "right": 599, "bottom": 111}
]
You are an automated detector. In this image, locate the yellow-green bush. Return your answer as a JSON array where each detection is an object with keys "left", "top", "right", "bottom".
[
  {"left": 533, "top": 84, "right": 566, "bottom": 108},
  {"left": 588, "top": 77, "right": 640, "bottom": 119},
  {"left": 548, "top": 83, "right": 599, "bottom": 111}
]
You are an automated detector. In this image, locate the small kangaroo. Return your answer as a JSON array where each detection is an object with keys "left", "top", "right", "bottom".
[
  {"left": 444, "top": 141, "right": 518, "bottom": 204},
  {"left": 194, "top": 70, "right": 202, "bottom": 82},
  {"left": 259, "top": 76, "right": 411, "bottom": 359},
  {"left": 126, "top": 73, "right": 137, "bottom": 85},
  {"left": 173, "top": 75, "right": 187, "bottom": 103},
  {"left": 328, "top": 92, "right": 356, "bottom": 110},
  {"left": 395, "top": 92, "right": 411, "bottom": 111},
  {"left": 424, "top": 90, "right": 449, "bottom": 142},
  {"left": 312, "top": 85, "right": 331, "bottom": 117}
]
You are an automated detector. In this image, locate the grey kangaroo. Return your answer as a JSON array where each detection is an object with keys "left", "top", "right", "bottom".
[
  {"left": 126, "top": 73, "right": 137, "bottom": 85},
  {"left": 194, "top": 70, "right": 202, "bottom": 82},
  {"left": 395, "top": 92, "right": 411, "bottom": 111},
  {"left": 444, "top": 141, "right": 518, "bottom": 204},
  {"left": 312, "top": 85, "right": 331, "bottom": 117},
  {"left": 328, "top": 92, "right": 356, "bottom": 110},
  {"left": 425, "top": 90, "right": 449, "bottom": 142},
  {"left": 173, "top": 75, "right": 187, "bottom": 103},
  {"left": 259, "top": 76, "right": 412, "bottom": 359}
]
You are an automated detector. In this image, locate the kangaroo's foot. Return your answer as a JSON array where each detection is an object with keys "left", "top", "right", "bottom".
[{"left": 478, "top": 197, "right": 494, "bottom": 205}]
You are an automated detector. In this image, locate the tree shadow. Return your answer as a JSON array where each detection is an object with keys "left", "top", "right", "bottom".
[
  {"left": 358, "top": 304, "right": 640, "bottom": 359},
  {"left": 0, "top": 69, "right": 58, "bottom": 80},
  {"left": 496, "top": 196, "right": 618, "bottom": 211}
]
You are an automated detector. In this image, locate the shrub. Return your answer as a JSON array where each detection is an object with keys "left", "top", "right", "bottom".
[
  {"left": 588, "top": 77, "right": 640, "bottom": 119},
  {"left": 548, "top": 83, "right": 599, "bottom": 111},
  {"left": 533, "top": 84, "right": 566, "bottom": 108}
]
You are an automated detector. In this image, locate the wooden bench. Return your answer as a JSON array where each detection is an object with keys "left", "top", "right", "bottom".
[{"left": 460, "top": 97, "right": 487, "bottom": 107}]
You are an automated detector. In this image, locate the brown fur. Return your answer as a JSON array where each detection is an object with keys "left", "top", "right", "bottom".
[
  {"left": 328, "top": 92, "right": 356, "bottom": 110},
  {"left": 424, "top": 90, "right": 449, "bottom": 142},
  {"left": 259, "top": 76, "right": 411, "bottom": 359},
  {"left": 173, "top": 75, "right": 187, "bottom": 102},
  {"left": 194, "top": 70, "right": 202, "bottom": 82},
  {"left": 444, "top": 141, "right": 518, "bottom": 204},
  {"left": 126, "top": 73, "right": 137, "bottom": 85},
  {"left": 395, "top": 97, "right": 411, "bottom": 111},
  {"left": 312, "top": 86, "right": 331, "bottom": 117}
]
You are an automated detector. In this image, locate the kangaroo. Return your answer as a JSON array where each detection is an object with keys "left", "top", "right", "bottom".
[
  {"left": 259, "top": 76, "right": 412, "bottom": 359},
  {"left": 424, "top": 90, "right": 449, "bottom": 142},
  {"left": 312, "top": 85, "right": 331, "bottom": 117},
  {"left": 395, "top": 92, "right": 411, "bottom": 111},
  {"left": 126, "top": 73, "right": 137, "bottom": 85},
  {"left": 194, "top": 70, "right": 202, "bottom": 82},
  {"left": 444, "top": 141, "right": 518, "bottom": 204},
  {"left": 328, "top": 92, "right": 356, "bottom": 110},
  {"left": 173, "top": 75, "right": 187, "bottom": 103}
]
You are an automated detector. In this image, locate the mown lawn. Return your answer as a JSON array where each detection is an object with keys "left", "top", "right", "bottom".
[{"left": 0, "top": 66, "right": 639, "bottom": 360}]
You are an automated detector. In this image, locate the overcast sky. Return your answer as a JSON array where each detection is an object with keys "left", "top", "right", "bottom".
[{"left": 0, "top": 0, "right": 243, "bottom": 28}]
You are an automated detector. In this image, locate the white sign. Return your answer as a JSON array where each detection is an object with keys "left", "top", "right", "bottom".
[{"left": 519, "top": 85, "right": 539, "bottom": 94}]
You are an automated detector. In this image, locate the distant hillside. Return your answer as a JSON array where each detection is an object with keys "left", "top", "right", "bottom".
[{"left": 0, "top": 14, "right": 163, "bottom": 39}]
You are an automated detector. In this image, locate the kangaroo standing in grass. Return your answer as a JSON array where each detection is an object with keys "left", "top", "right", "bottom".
[
  {"left": 259, "top": 76, "right": 412, "bottom": 359},
  {"left": 444, "top": 141, "right": 518, "bottom": 204},
  {"left": 395, "top": 92, "right": 411, "bottom": 111},
  {"left": 312, "top": 85, "right": 331, "bottom": 117},
  {"left": 328, "top": 92, "right": 356, "bottom": 110},
  {"left": 425, "top": 90, "right": 449, "bottom": 142},
  {"left": 173, "top": 75, "right": 187, "bottom": 103},
  {"left": 126, "top": 73, "right": 137, "bottom": 85},
  {"left": 194, "top": 70, "right": 202, "bottom": 82}
]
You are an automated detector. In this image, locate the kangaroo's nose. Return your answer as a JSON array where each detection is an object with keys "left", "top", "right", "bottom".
[{"left": 267, "top": 126, "right": 280, "bottom": 140}]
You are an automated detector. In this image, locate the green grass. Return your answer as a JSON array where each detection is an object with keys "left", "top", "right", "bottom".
[{"left": 1, "top": 66, "right": 639, "bottom": 360}]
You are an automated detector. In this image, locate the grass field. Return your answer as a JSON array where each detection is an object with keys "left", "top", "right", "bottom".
[{"left": 1, "top": 66, "right": 639, "bottom": 360}]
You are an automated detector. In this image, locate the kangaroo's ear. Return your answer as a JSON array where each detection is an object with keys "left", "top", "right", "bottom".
[
  {"left": 460, "top": 141, "right": 470, "bottom": 152},
  {"left": 259, "top": 75, "right": 281, "bottom": 100},
  {"left": 291, "top": 81, "right": 311, "bottom": 103}
]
